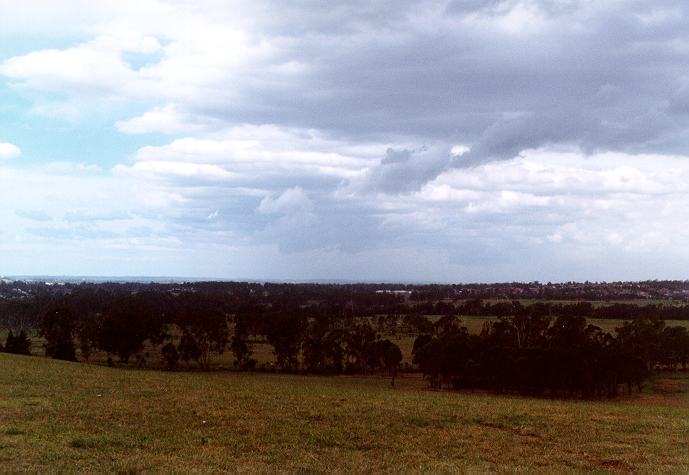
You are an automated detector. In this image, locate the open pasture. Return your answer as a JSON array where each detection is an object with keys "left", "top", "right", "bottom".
[
  {"left": 1, "top": 353, "right": 689, "bottom": 473},
  {"left": 456, "top": 315, "right": 689, "bottom": 335}
]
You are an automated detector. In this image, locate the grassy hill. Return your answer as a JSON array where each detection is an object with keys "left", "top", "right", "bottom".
[{"left": 1, "top": 353, "right": 689, "bottom": 473}]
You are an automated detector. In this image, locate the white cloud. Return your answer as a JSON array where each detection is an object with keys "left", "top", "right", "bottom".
[
  {"left": 1, "top": 37, "right": 140, "bottom": 97},
  {"left": 0, "top": 143, "right": 21, "bottom": 160},
  {"left": 0, "top": 8, "right": 279, "bottom": 106},
  {"left": 114, "top": 125, "right": 383, "bottom": 188},
  {"left": 114, "top": 160, "right": 238, "bottom": 181},
  {"left": 115, "top": 104, "right": 222, "bottom": 134},
  {"left": 4, "top": 145, "right": 689, "bottom": 280}
]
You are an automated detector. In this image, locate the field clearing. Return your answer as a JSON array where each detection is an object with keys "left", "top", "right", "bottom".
[
  {"left": 2, "top": 353, "right": 689, "bottom": 473},
  {"left": 454, "top": 316, "right": 689, "bottom": 335},
  {"left": 477, "top": 298, "right": 685, "bottom": 307}
]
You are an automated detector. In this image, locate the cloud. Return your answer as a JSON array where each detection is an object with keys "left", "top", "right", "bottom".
[
  {"left": 15, "top": 209, "right": 52, "bottom": 222},
  {"left": 5, "top": 1, "right": 689, "bottom": 280},
  {"left": 114, "top": 125, "right": 383, "bottom": 191},
  {"left": 4, "top": 146, "right": 689, "bottom": 280},
  {"left": 5, "top": 0, "right": 689, "bottom": 170},
  {"left": 64, "top": 211, "right": 131, "bottom": 223},
  {"left": 0, "top": 143, "right": 21, "bottom": 160},
  {"left": 1, "top": 37, "right": 145, "bottom": 98},
  {"left": 115, "top": 104, "right": 223, "bottom": 134},
  {"left": 258, "top": 187, "right": 312, "bottom": 214},
  {"left": 353, "top": 146, "right": 452, "bottom": 194}
]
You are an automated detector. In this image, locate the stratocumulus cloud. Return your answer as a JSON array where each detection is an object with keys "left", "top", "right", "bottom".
[{"left": 2, "top": 0, "right": 689, "bottom": 280}]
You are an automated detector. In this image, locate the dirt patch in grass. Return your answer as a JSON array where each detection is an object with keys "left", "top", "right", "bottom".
[
  {"left": 633, "top": 375, "right": 689, "bottom": 406},
  {"left": 591, "top": 458, "right": 633, "bottom": 472},
  {"left": 70, "top": 436, "right": 127, "bottom": 450},
  {"left": 653, "top": 378, "right": 683, "bottom": 394},
  {"left": 637, "top": 394, "right": 684, "bottom": 407}
]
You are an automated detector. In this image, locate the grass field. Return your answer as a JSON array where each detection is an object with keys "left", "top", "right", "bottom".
[
  {"left": 456, "top": 315, "right": 689, "bottom": 335},
  {"left": 2, "top": 353, "right": 689, "bottom": 473}
]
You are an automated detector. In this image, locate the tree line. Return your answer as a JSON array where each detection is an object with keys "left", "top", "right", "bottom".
[
  {"left": 7, "top": 290, "right": 405, "bottom": 384},
  {"left": 2, "top": 284, "right": 689, "bottom": 398},
  {"left": 412, "top": 314, "right": 689, "bottom": 398}
]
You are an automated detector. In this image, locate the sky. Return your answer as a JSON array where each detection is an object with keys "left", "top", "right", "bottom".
[{"left": 2, "top": 0, "right": 689, "bottom": 282}]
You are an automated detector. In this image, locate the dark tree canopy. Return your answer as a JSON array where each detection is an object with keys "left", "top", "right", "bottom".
[{"left": 3, "top": 280, "right": 688, "bottom": 399}]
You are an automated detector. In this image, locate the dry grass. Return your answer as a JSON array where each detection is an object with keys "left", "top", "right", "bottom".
[{"left": 1, "top": 353, "right": 689, "bottom": 473}]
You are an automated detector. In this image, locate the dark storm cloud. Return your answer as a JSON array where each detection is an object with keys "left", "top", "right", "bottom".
[
  {"left": 186, "top": 0, "right": 689, "bottom": 180},
  {"left": 11, "top": 1, "right": 689, "bottom": 177}
]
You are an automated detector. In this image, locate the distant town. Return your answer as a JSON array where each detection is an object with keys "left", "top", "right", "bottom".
[{"left": 3, "top": 278, "right": 689, "bottom": 302}]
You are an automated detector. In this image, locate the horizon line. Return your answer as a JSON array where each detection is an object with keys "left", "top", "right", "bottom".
[{"left": 3, "top": 274, "right": 689, "bottom": 286}]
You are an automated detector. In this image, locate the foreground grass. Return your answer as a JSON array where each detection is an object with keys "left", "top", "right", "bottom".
[{"left": 1, "top": 354, "right": 689, "bottom": 473}]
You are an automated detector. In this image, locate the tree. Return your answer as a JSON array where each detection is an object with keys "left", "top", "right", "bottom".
[
  {"left": 178, "top": 331, "right": 202, "bottom": 365},
  {"left": 511, "top": 312, "right": 550, "bottom": 348},
  {"left": 98, "top": 294, "right": 165, "bottom": 363},
  {"left": 660, "top": 326, "right": 689, "bottom": 370},
  {"left": 173, "top": 293, "right": 229, "bottom": 369},
  {"left": 41, "top": 306, "right": 77, "bottom": 361},
  {"left": 379, "top": 339, "right": 403, "bottom": 387},
  {"left": 412, "top": 335, "right": 444, "bottom": 389},
  {"left": 74, "top": 314, "right": 101, "bottom": 361},
  {"left": 403, "top": 314, "right": 434, "bottom": 334},
  {"left": 344, "top": 322, "right": 377, "bottom": 373},
  {"left": 264, "top": 312, "right": 307, "bottom": 371},
  {"left": 161, "top": 342, "right": 180, "bottom": 370},
  {"left": 616, "top": 317, "right": 665, "bottom": 371},
  {"left": 231, "top": 310, "right": 256, "bottom": 370},
  {"left": 3, "top": 330, "right": 31, "bottom": 355},
  {"left": 303, "top": 328, "right": 345, "bottom": 374}
]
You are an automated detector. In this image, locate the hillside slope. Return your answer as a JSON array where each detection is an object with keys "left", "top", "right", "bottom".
[{"left": 1, "top": 353, "right": 688, "bottom": 473}]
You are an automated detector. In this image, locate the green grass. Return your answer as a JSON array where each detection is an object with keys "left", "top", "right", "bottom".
[{"left": 2, "top": 353, "right": 689, "bottom": 473}]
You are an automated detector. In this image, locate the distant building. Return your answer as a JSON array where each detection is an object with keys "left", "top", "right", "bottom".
[{"left": 375, "top": 290, "right": 412, "bottom": 295}]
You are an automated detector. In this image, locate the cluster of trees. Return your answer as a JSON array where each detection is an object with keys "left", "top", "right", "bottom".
[
  {"left": 2, "top": 282, "right": 689, "bottom": 399},
  {"left": 412, "top": 315, "right": 689, "bottom": 398},
  {"left": 32, "top": 291, "right": 405, "bottom": 384},
  {"left": 6, "top": 282, "right": 689, "bottom": 342},
  {"left": 415, "top": 299, "right": 689, "bottom": 321},
  {"left": 0, "top": 297, "right": 43, "bottom": 330},
  {"left": 218, "top": 304, "right": 403, "bottom": 383},
  {"left": 408, "top": 280, "right": 689, "bottom": 301},
  {"left": 39, "top": 291, "right": 168, "bottom": 363},
  {"left": 1, "top": 330, "right": 31, "bottom": 355}
]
